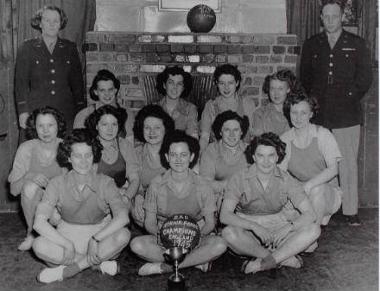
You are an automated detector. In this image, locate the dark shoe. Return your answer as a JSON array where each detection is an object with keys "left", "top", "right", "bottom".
[{"left": 345, "top": 215, "right": 361, "bottom": 226}]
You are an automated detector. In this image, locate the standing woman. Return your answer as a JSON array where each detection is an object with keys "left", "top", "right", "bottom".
[
  {"left": 199, "top": 111, "right": 249, "bottom": 210},
  {"left": 280, "top": 92, "right": 342, "bottom": 228},
  {"left": 251, "top": 69, "right": 301, "bottom": 137},
  {"left": 15, "top": 6, "right": 84, "bottom": 132},
  {"left": 74, "top": 69, "right": 135, "bottom": 144},
  {"left": 131, "top": 105, "right": 175, "bottom": 226},
  {"left": 8, "top": 107, "right": 66, "bottom": 251},
  {"left": 85, "top": 105, "right": 140, "bottom": 207},
  {"left": 155, "top": 66, "right": 198, "bottom": 139},
  {"left": 199, "top": 64, "right": 257, "bottom": 152},
  {"left": 130, "top": 130, "right": 226, "bottom": 276}
]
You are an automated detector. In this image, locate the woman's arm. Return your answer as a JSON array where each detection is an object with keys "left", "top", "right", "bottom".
[
  {"left": 92, "top": 208, "right": 129, "bottom": 241},
  {"left": 200, "top": 212, "right": 216, "bottom": 236},
  {"left": 144, "top": 210, "right": 158, "bottom": 235}
]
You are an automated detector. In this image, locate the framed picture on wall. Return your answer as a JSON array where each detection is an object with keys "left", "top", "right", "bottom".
[
  {"left": 159, "top": 0, "right": 221, "bottom": 12},
  {"left": 342, "top": 0, "right": 358, "bottom": 26}
]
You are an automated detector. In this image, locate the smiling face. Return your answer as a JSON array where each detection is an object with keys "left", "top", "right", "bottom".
[
  {"left": 321, "top": 3, "right": 343, "bottom": 34},
  {"left": 36, "top": 113, "right": 58, "bottom": 143},
  {"left": 253, "top": 145, "right": 278, "bottom": 175},
  {"left": 217, "top": 74, "right": 239, "bottom": 99},
  {"left": 96, "top": 114, "right": 119, "bottom": 141},
  {"left": 143, "top": 117, "right": 165, "bottom": 145},
  {"left": 166, "top": 142, "right": 194, "bottom": 173},
  {"left": 269, "top": 79, "right": 290, "bottom": 106},
  {"left": 290, "top": 101, "right": 313, "bottom": 129},
  {"left": 40, "top": 9, "right": 61, "bottom": 38},
  {"left": 221, "top": 119, "right": 242, "bottom": 148},
  {"left": 95, "top": 80, "right": 117, "bottom": 105},
  {"left": 69, "top": 142, "right": 94, "bottom": 175},
  {"left": 164, "top": 74, "right": 185, "bottom": 100}
]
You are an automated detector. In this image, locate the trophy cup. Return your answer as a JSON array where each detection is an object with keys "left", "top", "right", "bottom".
[{"left": 160, "top": 214, "right": 200, "bottom": 291}]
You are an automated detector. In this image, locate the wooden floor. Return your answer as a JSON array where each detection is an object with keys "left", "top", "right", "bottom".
[{"left": 0, "top": 208, "right": 378, "bottom": 291}]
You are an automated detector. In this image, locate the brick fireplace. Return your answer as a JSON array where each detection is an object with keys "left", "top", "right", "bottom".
[{"left": 84, "top": 32, "right": 299, "bottom": 113}]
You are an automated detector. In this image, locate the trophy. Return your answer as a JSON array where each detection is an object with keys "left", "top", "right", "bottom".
[{"left": 160, "top": 214, "right": 201, "bottom": 291}]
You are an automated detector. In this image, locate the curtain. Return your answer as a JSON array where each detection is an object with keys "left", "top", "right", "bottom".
[
  {"left": 14, "top": 0, "right": 96, "bottom": 59},
  {"left": 286, "top": 0, "right": 320, "bottom": 45},
  {"left": 358, "top": 0, "right": 377, "bottom": 64}
]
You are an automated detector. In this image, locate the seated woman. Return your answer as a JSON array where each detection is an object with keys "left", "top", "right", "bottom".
[
  {"left": 155, "top": 66, "right": 198, "bottom": 138},
  {"left": 199, "top": 64, "right": 257, "bottom": 152},
  {"left": 73, "top": 69, "right": 135, "bottom": 144},
  {"left": 220, "top": 132, "right": 320, "bottom": 274},
  {"left": 131, "top": 104, "right": 175, "bottom": 226},
  {"left": 130, "top": 130, "right": 226, "bottom": 276},
  {"left": 199, "top": 110, "right": 249, "bottom": 211},
  {"left": 280, "top": 92, "right": 342, "bottom": 227},
  {"left": 8, "top": 106, "right": 66, "bottom": 251},
  {"left": 32, "top": 129, "right": 130, "bottom": 283},
  {"left": 251, "top": 69, "right": 301, "bottom": 137},
  {"left": 85, "top": 105, "right": 140, "bottom": 206}
]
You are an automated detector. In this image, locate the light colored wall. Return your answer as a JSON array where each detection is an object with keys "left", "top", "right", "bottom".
[{"left": 95, "top": 0, "right": 287, "bottom": 33}]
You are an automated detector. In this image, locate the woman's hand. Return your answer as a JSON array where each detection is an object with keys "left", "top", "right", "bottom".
[
  {"left": 87, "top": 237, "right": 101, "bottom": 266},
  {"left": 134, "top": 194, "right": 145, "bottom": 222},
  {"left": 19, "top": 112, "right": 30, "bottom": 129},
  {"left": 303, "top": 182, "right": 313, "bottom": 196},
  {"left": 250, "top": 224, "right": 272, "bottom": 247},
  {"left": 62, "top": 241, "right": 76, "bottom": 265},
  {"left": 272, "top": 223, "right": 293, "bottom": 248},
  {"left": 32, "top": 173, "right": 49, "bottom": 188}
]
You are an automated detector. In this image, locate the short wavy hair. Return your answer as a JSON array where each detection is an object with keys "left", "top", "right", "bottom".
[
  {"left": 133, "top": 104, "right": 175, "bottom": 143},
  {"left": 213, "top": 64, "right": 242, "bottom": 91},
  {"left": 89, "top": 69, "right": 121, "bottom": 101},
  {"left": 159, "top": 130, "right": 200, "bottom": 169},
  {"left": 211, "top": 110, "right": 250, "bottom": 140},
  {"left": 85, "top": 105, "right": 127, "bottom": 138},
  {"left": 283, "top": 91, "right": 320, "bottom": 125},
  {"left": 56, "top": 129, "right": 102, "bottom": 170},
  {"left": 25, "top": 106, "right": 66, "bottom": 140},
  {"left": 156, "top": 66, "right": 193, "bottom": 99},
  {"left": 262, "top": 69, "right": 304, "bottom": 101},
  {"left": 245, "top": 132, "right": 286, "bottom": 165},
  {"left": 31, "top": 6, "right": 68, "bottom": 32}
]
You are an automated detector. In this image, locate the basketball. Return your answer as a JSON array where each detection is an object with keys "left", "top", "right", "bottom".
[
  {"left": 187, "top": 4, "right": 216, "bottom": 33},
  {"left": 160, "top": 214, "right": 201, "bottom": 250}
]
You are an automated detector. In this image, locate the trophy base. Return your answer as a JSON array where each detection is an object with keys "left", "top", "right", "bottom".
[{"left": 167, "top": 274, "right": 187, "bottom": 291}]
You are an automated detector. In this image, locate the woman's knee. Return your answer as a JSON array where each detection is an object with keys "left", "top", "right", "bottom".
[
  {"left": 208, "top": 236, "right": 227, "bottom": 256},
  {"left": 299, "top": 223, "right": 321, "bottom": 241},
  {"left": 32, "top": 236, "right": 50, "bottom": 258},
  {"left": 221, "top": 226, "right": 241, "bottom": 243},
  {"left": 130, "top": 236, "right": 146, "bottom": 255},
  {"left": 113, "top": 228, "right": 131, "bottom": 246},
  {"left": 22, "top": 182, "right": 41, "bottom": 200}
]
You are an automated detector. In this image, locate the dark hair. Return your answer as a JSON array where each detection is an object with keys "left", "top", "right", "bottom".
[
  {"left": 159, "top": 130, "right": 200, "bottom": 169},
  {"left": 25, "top": 106, "right": 66, "bottom": 140},
  {"left": 133, "top": 104, "right": 175, "bottom": 143},
  {"left": 245, "top": 132, "right": 286, "bottom": 165},
  {"left": 262, "top": 69, "right": 304, "bottom": 101},
  {"left": 31, "top": 6, "right": 68, "bottom": 32},
  {"left": 89, "top": 70, "right": 121, "bottom": 101},
  {"left": 84, "top": 105, "right": 127, "bottom": 138},
  {"left": 283, "top": 91, "right": 320, "bottom": 125},
  {"left": 213, "top": 64, "right": 242, "bottom": 91},
  {"left": 56, "top": 128, "right": 102, "bottom": 170},
  {"left": 212, "top": 110, "right": 250, "bottom": 140},
  {"left": 156, "top": 66, "right": 193, "bottom": 99},
  {"left": 320, "top": 0, "right": 345, "bottom": 13}
]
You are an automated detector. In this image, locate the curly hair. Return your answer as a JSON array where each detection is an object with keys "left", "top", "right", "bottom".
[
  {"left": 245, "top": 132, "right": 286, "bottom": 165},
  {"left": 156, "top": 66, "right": 193, "bottom": 99},
  {"left": 283, "top": 91, "right": 320, "bottom": 125},
  {"left": 159, "top": 130, "right": 200, "bottom": 169},
  {"left": 89, "top": 69, "right": 121, "bottom": 101},
  {"left": 84, "top": 105, "right": 127, "bottom": 138},
  {"left": 31, "top": 6, "right": 68, "bottom": 32},
  {"left": 211, "top": 110, "right": 250, "bottom": 140},
  {"left": 56, "top": 128, "right": 103, "bottom": 170},
  {"left": 262, "top": 69, "right": 304, "bottom": 100},
  {"left": 320, "top": 0, "right": 345, "bottom": 13},
  {"left": 213, "top": 64, "right": 242, "bottom": 91},
  {"left": 133, "top": 104, "right": 175, "bottom": 143},
  {"left": 25, "top": 106, "right": 66, "bottom": 140}
]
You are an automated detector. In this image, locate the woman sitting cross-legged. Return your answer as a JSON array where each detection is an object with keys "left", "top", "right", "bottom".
[
  {"left": 220, "top": 132, "right": 320, "bottom": 274},
  {"left": 8, "top": 106, "right": 66, "bottom": 251},
  {"left": 32, "top": 129, "right": 130, "bottom": 284},
  {"left": 130, "top": 130, "right": 227, "bottom": 276}
]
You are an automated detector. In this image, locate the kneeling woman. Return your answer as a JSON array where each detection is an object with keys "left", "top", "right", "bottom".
[
  {"left": 32, "top": 129, "right": 130, "bottom": 283},
  {"left": 130, "top": 130, "right": 226, "bottom": 276}
]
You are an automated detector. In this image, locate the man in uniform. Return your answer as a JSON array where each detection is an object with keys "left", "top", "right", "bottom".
[{"left": 300, "top": 0, "right": 372, "bottom": 225}]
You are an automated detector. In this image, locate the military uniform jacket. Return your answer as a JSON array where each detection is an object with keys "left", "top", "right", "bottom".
[
  {"left": 300, "top": 30, "right": 372, "bottom": 129},
  {"left": 15, "top": 37, "right": 85, "bottom": 126}
]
